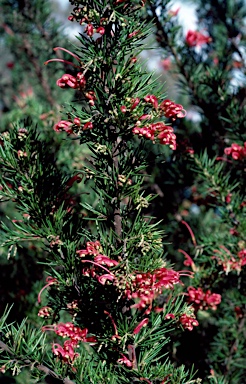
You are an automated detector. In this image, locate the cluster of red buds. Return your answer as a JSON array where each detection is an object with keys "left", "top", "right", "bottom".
[
  {"left": 187, "top": 286, "right": 221, "bottom": 311},
  {"left": 53, "top": 119, "right": 93, "bottom": 135},
  {"left": 224, "top": 142, "right": 246, "bottom": 160},
  {"left": 56, "top": 72, "right": 86, "bottom": 89},
  {"left": 133, "top": 122, "right": 176, "bottom": 149},
  {"left": 185, "top": 30, "right": 212, "bottom": 47},
  {"left": 179, "top": 313, "right": 199, "bottom": 331},
  {"left": 165, "top": 310, "right": 199, "bottom": 331},
  {"left": 43, "top": 322, "right": 96, "bottom": 365},
  {"left": 38, "top": 306, "right": 52, "bottom": 318}
]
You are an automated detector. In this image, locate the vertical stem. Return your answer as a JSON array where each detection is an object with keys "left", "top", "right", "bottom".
[{"left": 112, "top": 137, "right": 122, "bottom": 242}]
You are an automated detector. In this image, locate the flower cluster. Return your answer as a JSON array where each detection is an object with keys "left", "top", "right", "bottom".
[
  {"left": 38, "top": 306, "right": 52, "bottom": 318},
  {"left": 45, "top": 47, "right": 96, "bottom": 132},
  {"left": 133, "top": 122, "right": 176, "bottom": 150},
  {"left": 179, "top": 313, "right": 199, "bottom": 331},
  {"left": 56, "top": 72, "right": 86, "bottom": 89},
  {"left": 185, "top": 30, "right": 211, "bottom": 47},
  {"left": 224, "top": 142, "right": 246, "bottom": 160},
  {"left": 123, "top": 268, "right": 182, "bottom": 314},
  {"left": 53, "top": 119, "right": 93, "bottom": 135},
  {"left": 77, "top": 242, "right": 190, "bottom": 314},
  {"left": 165, "top": 309, "right": 199, "bottom": 331},
  {"left": 213, "top": 246, "right": 246, "bottom": 274},
  {"left": 43, "top": 322, "right": 96, "bottom": 365},
  {"left": 121, "top": 95, "right": 186, "bottom": 149},
  {"left": 187, "top": 286, "right": 221, "bottom": 311},
  {"left": 159, "top": 99, "right": 186, "bottom": 120}
]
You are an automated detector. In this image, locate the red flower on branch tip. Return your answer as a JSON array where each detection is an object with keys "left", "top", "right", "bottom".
[
  {"left": 186, "top": 30, "right": 211, "bottom": 47},
  {"left": 160, "top": 99, "right": 186, "bottom": 120},
  {"left": 179, "top": 313, "right": 199, "bottom": 331},
  {"left": 224, "top": 142, "right": 246, "bottom": 160},
  {"left": 53, "top": 120, "right": 73, "bottom": 134},
  {"left": 144, "top": 94, "right": 158, "bottom": 109}
]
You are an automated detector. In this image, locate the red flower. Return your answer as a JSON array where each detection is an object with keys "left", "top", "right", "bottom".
[
  {"left": 83, "top": 122, "right": 93, "bottom": 130},
  {"left": 179, "top": 313, "right": 199, "bottom": 331},
  {"left": 130, "top": 97, "right": 140, "bottom": 110},
  {"left": 165, "top": 313, "right": 175, "bottom": 320},
  {"left": 96, "top": 26, "right": 105, "bottom": 35},
  {"left": 133, "top": 318, "right": 149, "bottom": 334},
  {"left": 85, "top": 24, "right": 94, "bottom": 37},
  {"left": 186, "top": 30, "right": 211, "bottom": 47},
  {"left": 128, "top": 30, "right": 140, "bottom": 38},
  {"left": 53, "top": 120, "right": 73, "bottom": 134},
  {"left": 144, "top": 94, "right": 158, "bottom": 109},
  {"left": 224, "top": 142, "right": 246, "bottom": 160},
  {"left": 187, "top": 286, "right": 221, "bottom": 311},
  {"left": 56, "top": 74, "right": 78, "bottom": 89},
  {"left": 161, "top": 58, "right": 171, "bottom": 71},
  {"left": 160, "top": 99, "right": 186, "bottom": 120},
  {"left": 133, "top": 122, "right": 177, "bottom": 150},
  {"left": 117, "top": 354, "right": 133, "bottom": 367},
  {"left": 38, "top": 306, "right": 52, "bottom": 318},
  {"left": 85, "top": 91, "right": 96, "bottom": 106},
  {"left": 120, "top": 105, "right": 127, "bottom": 113}
]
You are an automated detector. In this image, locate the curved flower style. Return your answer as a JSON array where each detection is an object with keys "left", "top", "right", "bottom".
[{"left": 38, "top": 276, "right": 58, "bottom": 304}]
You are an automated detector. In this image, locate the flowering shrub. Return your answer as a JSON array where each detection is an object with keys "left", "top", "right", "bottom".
[{"left": 0, "top": 0, "right": 245, "bottom": 383}]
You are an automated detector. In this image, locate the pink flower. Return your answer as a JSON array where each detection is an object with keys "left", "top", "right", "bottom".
[
  {"left": 133, "top": 121, "right": 177, "bottom": 150},
  {"left": 85, "top": 24, "right": 94, "bottom": 37},
  {"left": 128, "top": 30, "right": 140, "bottom": 38},
  {"left": 53, "top": 120, "right": 73, "bottom": 134},
  {"left": 77, "top": 241, "right": 102, "bottom": 257},
  {"left": 117, "top": 354, "right": 133, "bottom": 367},
  {"left": 38, "top": 306, "right": 52, "bottom": 318},
  {"left": 97, "top": 273, "right": 115, "bottom": 285},
  {"left": 85, "top": 91, "right": 96, "bottom": 106},
  {"left": 82, "top": 122, "right": 93, "bottom": 130},
  {"left": 96, "top": 26, "right": 105, "bottom": 35},
  {"left": 56, "top": 74, "right": 78, "bottom": 89},
  {"left": 144, "top": 94, "right": 158, "bottom": 109},
  {"left": 161, "top": 58, "right": 171, "bottom": 71},
  {"left": 160, "top": 99, "right": 186, "bottom": 119},
  {"left": 124, "top": 267, "right": 183, "bottom": 314},
  {"left": 187, "top": 286, "right": 221, "bottom": 311},
  {"left": 225, "top": 193, "right": 232, "bottom": 203},
  {"left": 186, "top": 30, "right": 211, "bottom": 47},
  {"left": 179, "top": 313, "right": 199, "bottom": 331},
  {"left": 120, "top": 105, "right": 127, "bottom": 113},
  {"left": 130, "top": 97, "right": 140, "bottom": 110},
  {"left": 133, "top": 318, "right": 149, "bottom": 334},
  {"left": 94, "top": 255, "right": 119, "bottom": 267},
  {"left": 52, "top": 341, "right": 79, "bottom": 363},
  {"left": 165, "top": 313, "right": 175, "bottom": 320},
  {"left": 224, "top": 142, "right": 246, "bottom": 160}
]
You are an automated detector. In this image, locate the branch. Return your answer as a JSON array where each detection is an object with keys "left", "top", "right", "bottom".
[{"left": 0, "top": 340, "right": 75, "bottom": 384}]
